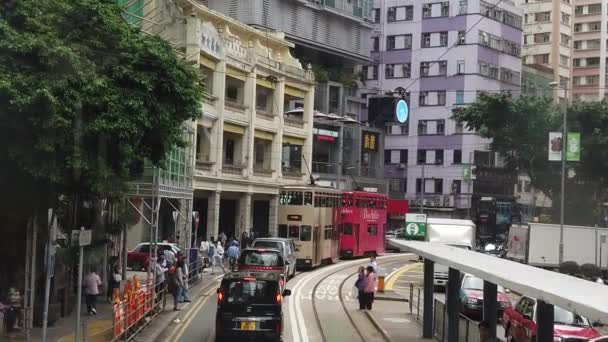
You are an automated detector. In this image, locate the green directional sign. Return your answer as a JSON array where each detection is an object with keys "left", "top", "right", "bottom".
[{"left": 405, "top": 213, "right": 427, "bottom": 240}]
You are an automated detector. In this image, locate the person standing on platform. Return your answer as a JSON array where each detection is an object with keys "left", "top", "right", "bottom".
[
  {"left": 363, "top": 266, "right": 376, "bottom": 310},
  {"left": 355, "top": 266, "right": 366, "bottom": 310}
]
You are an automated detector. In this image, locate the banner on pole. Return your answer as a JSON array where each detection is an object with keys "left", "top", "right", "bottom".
[
  {"left": 566, "top": 132, "right": 580, "bottom": 161},
  {"left": 548, "top": 132, "right": 563, "bottom": 161}
]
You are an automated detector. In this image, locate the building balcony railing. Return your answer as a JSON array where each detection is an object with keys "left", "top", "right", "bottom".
[
  {"left": 284, "top": 116, "right": 305, "bottom": 128},
  {"left": 202, "top": 90, "right": 217, "bottom": 105},
  {"left": 282, "top": 167, "right": 304, "bottom": 178},
  {"left": 222, "top": 164, "right": 245, "bottom": 175},
  {"left": 256, "top": 110, "right": 276, "bottom": 120},
  {"left": 312, "top": 162, "right": 339, "bottom": 174},
  {"left": 225, "top": 100, "right": 247, "bottom": 113},
  {"left": 253, "top": 167, "right": 274, "bottom": 177},
  {"left": 195, "top": 159, "right": 214, "bottom": 171}
]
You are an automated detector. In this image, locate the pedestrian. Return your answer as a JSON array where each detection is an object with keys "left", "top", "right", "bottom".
[
  {"left": 355, "top": 266, "right": 366, "bottom": 310},
  {"left": 211, "top": 241, "right": 226, "bottom": 274},
  {"left": 164, "top": 248, "right": 176, "bottom": 267},
  {"left": 166, "top": 265, "right": 182, "bottom": 311},
  {"left": 200, "top": 239, "right": 209, "bottom": 268},
  {"left": 367, "top": 256, "right": 378, "bottom": 274},
  {"left": 107, "top": 264, "right": 121, "bottom": 303},
  {"left": 227, "top": 241, "right": 240, "bottom": 271},
  {"left": 106, "top": 258, "right": 119, "bottom": 303},
  {"left": 363, "top": 265, "right": 376, "bottom": 310},
  {"left": 219, "top": 231, "right": 227, "bottom": 246},
  {"left": 83, "top": 269, "right": 102, "bottom": 315},
  {"left": 179, "top": 256, "right": 192, "bottom": 303},
  {"left": 155, "top": 256, "right": 168, "bottom": 309}
]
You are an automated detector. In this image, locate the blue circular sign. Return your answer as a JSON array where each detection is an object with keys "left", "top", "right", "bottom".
[{"left": 396, "top": 99, "right": 409, "bottom": 123}]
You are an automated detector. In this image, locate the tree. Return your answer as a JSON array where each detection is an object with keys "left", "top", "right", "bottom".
[
  {"left": 452, "top": 93, "right": 608, "bottom": 225},
  {"left": 0, "top": 0, "right": 203, "bottom": 219}
]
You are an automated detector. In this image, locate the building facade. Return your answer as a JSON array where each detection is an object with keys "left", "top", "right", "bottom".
[
  {"left": 132, "top": 0, "right": 316, "bottom": 242},
  {"left": 365, "top": 0, "right": 523, "bottom": 217},
  {"left": 518, "top": 0, "right": 573, "bottom": 100}
]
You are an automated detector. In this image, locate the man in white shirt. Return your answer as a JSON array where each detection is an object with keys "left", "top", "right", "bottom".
[
  {"left": 199, "top": 239, "right": 209, "bottom": 268},
  {"left": 83, "top": 270, "right": 102, "bottom": 315},
  {"left": 367, "top": 256, "right": 378, "bottom": 274}
]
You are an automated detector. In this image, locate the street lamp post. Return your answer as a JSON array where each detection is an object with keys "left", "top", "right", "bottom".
[{"left": 549, "top": 81, "right": 567, "bottom": 265}]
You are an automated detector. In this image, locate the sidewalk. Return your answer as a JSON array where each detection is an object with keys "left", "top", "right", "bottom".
[{"left": 5, "top": 269, "right": 220, "bottom": 342}]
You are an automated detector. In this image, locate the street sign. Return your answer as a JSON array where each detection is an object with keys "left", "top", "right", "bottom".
[
  {"left": 566, "top": 132, "right": 580, "bottom": 161},
  {"left": 78, "top": 230, "right": 92, "bottom": 246},
  {"left": 405, "top": 213, "right": 427, "bottom": 239}
]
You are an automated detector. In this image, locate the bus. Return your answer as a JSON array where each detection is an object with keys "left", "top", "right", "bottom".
[
  {"left": 338, "top": 191, "right": 388, "bottom": 258},
  {"left": 277, "top": 186, "right": 341, "bottom": 269}
]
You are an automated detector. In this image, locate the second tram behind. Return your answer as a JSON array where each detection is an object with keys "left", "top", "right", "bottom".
[{"left": 338, "top": 191, "right": 388, "bottom": 258}]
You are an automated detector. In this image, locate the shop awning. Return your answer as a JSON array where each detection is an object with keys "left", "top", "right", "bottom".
[
  {"left": 254, "top": 130, "right": 274, "bottom": 141},
  {"left": 224, "top": 122, "right": 245, "bottom": 135},
  {"left": 283, "top": 136, "right": 305, "bottom": 146},
  {"left": 387, "top": 199, "right": 409, "bottom": 215}
]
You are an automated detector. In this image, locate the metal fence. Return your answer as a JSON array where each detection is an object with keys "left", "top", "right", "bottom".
[{"left": 409, "top": 284, "right": 482, "bottom": 342}]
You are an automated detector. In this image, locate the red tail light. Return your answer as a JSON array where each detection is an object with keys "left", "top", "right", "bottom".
[
  {"left": 276, "top": 292, "right": 282, "bottom": 304},
  {"left": 218, "top": 291, "right": 225, "bottom": 303}
]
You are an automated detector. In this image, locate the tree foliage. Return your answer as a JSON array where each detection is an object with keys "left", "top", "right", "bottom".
[
  {"left": 452, "top": 93, "right": 608, "bottom": 225},
  {"left": 0, "top": 0, "right": 203, "bottom": 214}
]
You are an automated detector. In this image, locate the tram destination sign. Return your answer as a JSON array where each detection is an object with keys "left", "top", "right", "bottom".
[
  {"left": 287, "top": 214, "right": 302, "bottom": 221},
  {"left": 404, "top": 213, "right": 427, "bottom": 240}
]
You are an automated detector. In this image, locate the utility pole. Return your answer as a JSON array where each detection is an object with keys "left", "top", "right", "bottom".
[
  {"left": 549, "top": 81, "right": 567, "bottom": 265},
  {"left": 419, "top": 163, "right": 425, "bottom": 213},
  {"left": 42, "top": 209, "right": 56, "bottom": 342}
]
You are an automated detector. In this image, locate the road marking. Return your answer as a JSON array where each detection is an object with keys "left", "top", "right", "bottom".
[
  {"left": 164, "top": 275, "right": 223, "bottom": 342},
  {"left": 383, "top": 317, "right": 411, "bottom": 323},
  {"left": 385, "top": 262, "right": 422, "bottom": 290}
]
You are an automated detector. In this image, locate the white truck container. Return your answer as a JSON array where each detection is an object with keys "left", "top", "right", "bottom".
[
  {"left": 507, "top": 223, "right": 608, "bottom": 269},
  {"left": 426, "top": 218, "right": 476, "bottom": 287}
]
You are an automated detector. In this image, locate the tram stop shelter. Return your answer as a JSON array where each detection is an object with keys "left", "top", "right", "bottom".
[{"left": 389, "top": 240, "right": 608, "bottom": 342}]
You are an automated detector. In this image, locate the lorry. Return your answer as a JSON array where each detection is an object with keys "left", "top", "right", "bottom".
[
  {"left": 425, "top": 218, "right": 476, "bottom": 287},
  {"left": 507, "top": 222, "right": 608, "bottom": 269}
]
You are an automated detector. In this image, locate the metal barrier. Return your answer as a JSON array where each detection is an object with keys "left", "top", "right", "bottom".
[
  {"left": 409, "top": 283, "right": 423, "bottom": 320},
  {"left": 111, "top": 276, "right": 159, "bottom": 342}
]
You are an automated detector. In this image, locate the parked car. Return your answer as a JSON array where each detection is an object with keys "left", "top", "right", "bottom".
[
  {"left": 127, "top": 242, "right": 180, "bottom": 271},
  {"left": 459, "top": 274, "right": 512, "bottom": 319},
  {"left": 215, "top": 271, "right": 291, "bottom": 342},
  {"left": 251, "top": 238, "right": 297, "bottom": 279},
  {"left": 503, "top": 296, "right": 601, "bottom": 342},
  {"left": 237, "top": 248, "right": 287, "bottom": 289}
]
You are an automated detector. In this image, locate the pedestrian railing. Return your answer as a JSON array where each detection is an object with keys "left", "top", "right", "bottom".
[
  {"left": 111, "top": 276, "right": 159, "bottom": 342},
  {"left": 409, "top": 285, "right": 482, "bottom": 342}
]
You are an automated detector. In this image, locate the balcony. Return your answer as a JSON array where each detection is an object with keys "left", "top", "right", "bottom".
[
  {"left": 225, "top": 100, "right": 247, "bottom": 113},
  {"left": 256, "top": 110, "right": 276, "bottom": 121},
  {"left": 222, "top": 164, "right": 245, "bottom": 175},
  {"left": 285, "top": 116, "right": 305, "bottom": 128},
  {"left": 282, "top": 166, "right": 304, "bottom": 179},
  {"left": 195, "top": 159, "right": 214, "bottom": 172},
  {"left": 312, "top": 162, "right": 339, "bottom": 174},
  {"left": 253, "top": 167, "right": 274, "bottom": 177}
]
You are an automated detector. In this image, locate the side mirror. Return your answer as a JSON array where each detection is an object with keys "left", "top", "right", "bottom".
[
  {"left": 505, "top": 288, "right": 511, "bottom": 293},
  {"left": 282, "top": 289, "right": 292, "bottom": 296},
  {"left": 593, "top": 321, "right": 604, "bottom": 328}
]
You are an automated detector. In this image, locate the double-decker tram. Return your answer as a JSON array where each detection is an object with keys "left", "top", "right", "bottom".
[
  {"left": 338, "top": 191, "right": 388, "bottom": 258},
  {"left": 277, "top": 186, "right": 341, "bottom": 269}
]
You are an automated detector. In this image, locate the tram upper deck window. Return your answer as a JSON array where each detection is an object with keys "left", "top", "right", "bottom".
[
  {"left": 288, "top": 225, "right": 300, "bottom": 239},
  {"left": 340, "top": 223, "right": 353, "bottom": 235},
  {"left": 342, "top": 195, "right": 354, "bottom": 207},
  {"left": 280, "top": 191, "right": 303, "bottom": 205},
  {"left": 304, "top": 192, "right": 313, "bottom": 205},
  {"left": 300, "top": 225, "right": 312, "bottom": 241}
]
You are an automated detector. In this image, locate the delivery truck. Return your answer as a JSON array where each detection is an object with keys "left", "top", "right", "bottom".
[{"left": 507, "top": 222, "right": 608, "bottom": 269}]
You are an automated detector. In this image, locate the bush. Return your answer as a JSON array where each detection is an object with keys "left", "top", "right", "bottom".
[
  {"left": 559, "top": 261, "right": 580, "bottom": 275},
  {"left": 581, "top": 263, "right": 601, "bottom": 279}
]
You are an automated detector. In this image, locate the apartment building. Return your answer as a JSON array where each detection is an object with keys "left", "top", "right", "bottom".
[
  {"left": 365, "top": 0, "right": 523, "bottom": 217},
  {"left": 518, "top": 0, "right": 573, "bottom": 100}
]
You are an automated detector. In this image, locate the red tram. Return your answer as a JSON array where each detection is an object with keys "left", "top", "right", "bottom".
[{"left": 338, "top": 191, "right": 388, "bottom": 258}]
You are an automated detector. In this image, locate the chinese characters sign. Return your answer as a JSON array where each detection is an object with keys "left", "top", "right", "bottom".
[{"left": 362, "top": 132, "right": 378, "bottom": 151}]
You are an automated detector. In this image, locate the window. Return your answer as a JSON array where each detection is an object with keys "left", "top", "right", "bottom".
[
  {"left": 457, "top": 31, "right": 466, "bottom": 45},
  {"left": 587, "top": 57, "right": 600, "bottom": 66},
  {"left": 300, "top": 225, "right": 312, "bottom": 241},
  {"left": 387, "top": 36, "right": 395, "bottom": 50},
  {"left": 535, "top": 12, "right": 550, "bottom": 22},
  {"left": 417, "top": 150, "right": 427, "bottom": 164},
  {"left": 534, "top": 54, "right": 550, "bottom": 64},
  {"left": 324, "top": 226, "right": 333, "bottom": 240},
  {"left": 574, "top": 23, "right": 582, "bottom": 33},
  {"left": 589, "top": 22, "right": 601, "bottom": 31},
  {"left": 226, "top": 85, "right": 238, "bottom": 102},
  {"left": 455, "top": 121, "right": 464, "bottom": 133},
  {"left": 373, "top": 8, "right": 380, "bottom": 23},
  {"left": 278, "top": 224, "right": 288, "bottom": 238},
  {"left": 400, "top": 149, "right": 408, "bottom": 163},
  {"left": 387, "top": 34, "right": 412, "bottom": 50},
  {"left": 438, "top": 61, "right": 448, "bottom": 76},
  {"left": 436, "top": 120, "right": 445, "bottom": 134},
  {"left": 418, "top": 120, "right": 428, "bottom": 134},
  {"left": 452, "top": 180, "right": 462, "bottom": 194},
  {"left": 440, "top": 32, "right": 448, "bottom": 46},
  {"left": 387, "top": 5, "right": 413, "bottom": 21},
  {"left": 420, "top": 62, "right": 430, "bottom": 77},
  {"left": 288, "top": 225, "right": 299, "bottom": 238},
  {"left": 416, "top": 178, "right": 423, "bottom": 193},
  {"left": 456, "top": 90, "right": 464, "bottom": 104},
  {"left": 384, "top": 150, "right": 392, "bottom": 164},
  {"left": 457, "top": 60, "right": 465, "bottom": 74},
  {"left": 575, "top": 5, "right": 583, "bottom": 15},
  {"left": 367, "top": 224, "right": 378, "bottom": 236},
  {"left": 437, "top": 91, "right": 446, "bottom": 105},
  {"left": 587, "top": 75, "right": 599, "bottom": 85},
  {"left": 560, "top": 34, "right": 570, "bottom": 46},
  {"left": 573, "top": 41, "right": 582, "bottom": 50},
  {"left": 402, "top": 63, "right": 411, "bottom": 78},
  {"left": 587, "top": 39, "right": 601, "bottom": 49},
  {"left": 385, "top": 64, "right": 394, "bottom": 78},
  {"left": 372, "top": 37, "right": 379, "bottom": 51},
  {"left": 340, "top": 223, "right": 353, "bottom": 235},
  {"left": 561, "top": 12, "right": 570, "bottom": 25},
  {"left": 435, "top": 150, "right": 444, "bottom": 164},
  {"left": 534, "top": 33, "right": 550, "bottom": 44},
  {"left": 385, "top": 125, "right": 392, "bottom": 135},
  {"left": 588, "top": 4, "right": 601, "bottom": 14},
  {"left": 560, "top": 55, "right": 569, "bottom": 67},
  {"left": 419, "top": 92, "right": 427, "bottom": 106},
  {"left": 225, "top": 138, "right": 235, "bottom": 164},
  {"left": 389, "top": 179, "right": 407, "bottom": 192},
  {"left": 453, "top": 149, "right": 462, "bottom": 164},
  {"left": 422, "top": 3, "right": 431, "bottom": 18},
  {"left": 371, "top": 65, "right": 378, "bottom": 80},
  {"left": 434, "top": 179, "right": 444, "bottom": 194},
  {"left": 422, "top": 33, "right": 431, "bottom": 48},
  {"left": 405, "top": 6, "right": 414, "bottom": 20},
  {"left": 441, "top": 1, "right": 449, "bottom": 16},
  {"left": 400, "top": 125, "right": 409, "bottom": 135}
]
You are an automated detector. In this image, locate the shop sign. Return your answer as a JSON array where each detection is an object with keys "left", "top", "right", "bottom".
[{"left": 362, "top": 132, "right": 378, "bottom": 151}]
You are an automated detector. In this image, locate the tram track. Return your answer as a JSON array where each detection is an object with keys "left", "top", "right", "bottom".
[{"left": 307, "top": 257, "right": 412, "bottom": 342}]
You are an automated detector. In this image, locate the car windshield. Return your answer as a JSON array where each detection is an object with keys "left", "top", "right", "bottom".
[
  {"left": 554, "top": 306, "right": 591, "bottom": 327},
  {"left": 239, "top": 251, "right": 283, "bottom": 267},
  {"left": 253, "top": 241, "right": 284, "bottom": 254},
  {"left": 462, "top": 276, "right": 505, "bottom": 292},
  {"left": 224, "top": 280, "right": 278, "bottom": 305}
]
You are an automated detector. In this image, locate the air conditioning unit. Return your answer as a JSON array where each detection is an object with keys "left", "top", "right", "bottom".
[{"left": 398, "top": 163, "right": 406, "bottom": 169}]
